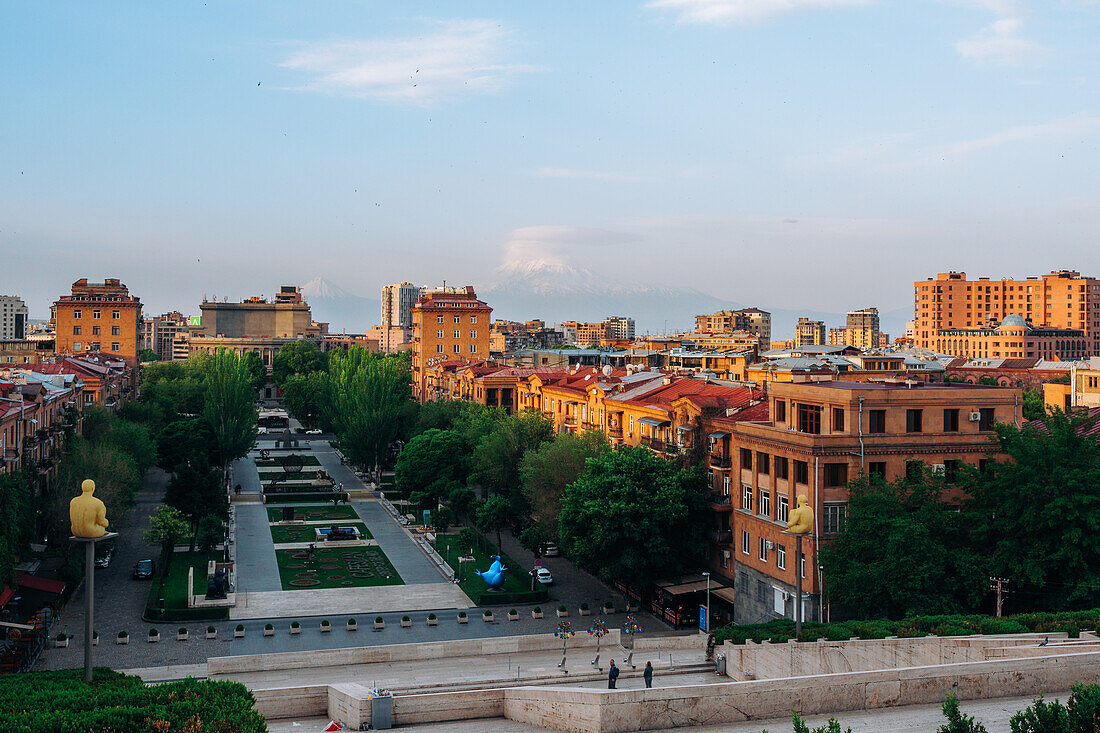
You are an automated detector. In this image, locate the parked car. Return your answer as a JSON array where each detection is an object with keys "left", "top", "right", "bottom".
[
  {"left": 536, "top": 568, "right": 554, "bottom": 585},
  {"left": 542, "top": 543, "right": 560, "bottom": 557},
  {"left": 132, "top": 559, "right": 155, "bottom": 580},
  {"left": 305, "top": 428, "right": 322, "bottom": 435},
  {"left": 93, "top": 548, "right": 113, "bottom": 568}
]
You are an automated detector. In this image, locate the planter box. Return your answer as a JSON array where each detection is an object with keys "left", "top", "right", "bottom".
[
  {"left": 373, "top": 620, "right": 385, "bottom": 630},
  {"left": 290, "top": 626, "right": 301, "bottom": 635},
  {"left": 400, "top": 619, "right": 411, "bottom": 628},
  {"left": 234, "top": 628, "right": 245, "bottom": 638},
  {"left": 347, "top": 622, "right": 358, "bottom": 632},
  {"left": 482, "top": 614, "right": 494, "bottom": 623},
  {"left": 320, "top": 623, "right": 331, "bottom": 633},
  {"left": 426, "top": 618, "right": 438, "bottom": 626},
  {"left": 457, "top": 615, "right": 468, "bottom": 624},
  {"left": 507, "top": 613, "right": 519, "bottom": 622},
  {"left": 602, "top": 607, "right": 615, "bottom": 615},
  {"left": 557, "top": 609, "right": 569, "bottom": 618},
  {"left": 206, "top": 630, "right": 217, "bottom": 640},
  {"left": 263, "top": 627, "right": 274, "bottom": 637},
  {"left": 579, "top": 608, "right": 591, "bottom": 616},
  {"left": 626, "top": 602, "right": 639, "bottom": 612},
  {"left": 147, "top": 634, "right": 160, "bottom": 644},
  {"left": 92, "top": 636, "right": 99, "bottom": 646},
  {"left": 117, "top": 636, "right": 129, "bottom": 645},
  {"left": 177, "top": 631, "right": 189, "bottom": 641},
  {"left": 55, "top": 638, "right": 69, "bottom": 648},
  {"left": 532, "top": 610, "right": 544, "bottom": 619}
]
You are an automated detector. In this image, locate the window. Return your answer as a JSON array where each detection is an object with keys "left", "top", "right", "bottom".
[
  {"left": 794, "top": 460, "right": 809, "bottom": 485},
  {"left": 944, "top": 459, "right": 960, "bottom": 482},
  {"left": 943, "top": 408, "right": 960, "bottom": 432},
  {"left": 906, "top": 409, "right": 923, "bottom": 433},
  {"left": 111, "top": 342, "right": 119, "bottom": 352},
  {"left": 73, "top": 310, "right": 81, "bottom": 319},
  {"left": 453, "top": 330, "right": 460, "bottom": 339},
  {"left": 757, "top": 580, "right": 767, "bottom": 602},
  {"left": 91, "top": 326, "right": 100, "bottom": 336},
  {"left": 777, "top": 544, "right": 786, "bottom": 570},
  {"left": 796, "top": 403, "right": 821, "bottom": 434},
  {"left": 470, "top": 330, "right": 477, "bottom": 339},
  {"left": 720, "top": 551, "right": 728, "bottom": 569},
  {"left": 741, "top": 530, "right": 750, "bottom": 555},
  {"left": 454, "top": 316, "right": 461, "bottom": 324},
  {"left": 111, "top": 310, "right": 120, "bottom": 319},
  {"left": 823, "top": 463, "right": 848, "bottom": 488},
  {"left": 740, "top": 448, "right": 752, "bottom": 470},
  {"left": 470, "top": 344, "right": 477, "bottom": 353},
  {"left": 723, "top": 475, "right": 731, "bottom": 494},
  {"left": 73, "top": 341, "right": 81, "bottom": 351},
  {"left": 775, "top": 400, "right": 786, "bottom": 422},
  {"left": 832, "top": 408, "right": 845, "bottom": 432},
  {"left": 741, "top": 484, "right": 753, "bottom": 512},
  {"left": 823, "top": 504, "right": 847, "bottom": 534},
  {"left": 868, "top": 410, "right": 886, "bottom": 433},
  {"left": 869, "top": 461, "right": 886, "bottom": 478},
  {"left": 470, "top": 315, "right": 477, "bottom": 324},
  {"left": 436, "top": 329, "right": 444, "bottom": 338},
  {"left": 801, "top": 555, "right": 806, "bottom": 579},
  {"left": 778, "top": 495, "right": 789, "bottom": 523},
  {"left": 111, "top": 326, "right": 119, "bottom": 336},
  {"left": 92, "top": 310, "right": 100, "bottom": 319},
  {"left": 979, "top": 408, "right": 995, "bottom": 431},
  {"left": 437, "top": 315, "right": 445, "bottom": 323},
  {"left": 757, "top": 453, "right": 770, "bottom": 475},
  {"left": 759, "top": 490, "right": 770, "bottom": 517},
  {"left": 453, "top": 345, "right": 461, "bottom": 353},
  {"left": 72, "top": 326, "right": 81, "bottom": 335},
  {"left": 758, "top": 537, "right": 768, "bottom": 562},
  {"left": 436, "top": 344, "right": 444, "bottom": 353},
  {"left": 774, "top": 457, "right": 788, "bottom": 480}
]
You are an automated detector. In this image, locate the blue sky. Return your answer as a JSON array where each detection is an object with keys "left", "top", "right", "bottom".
[{"left": 3, "top": 0, "right": 1100, "bottom": 325}]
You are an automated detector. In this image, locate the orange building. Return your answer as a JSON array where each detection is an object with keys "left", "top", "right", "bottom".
[
  {"left": 684, "top": 332, "right": 760, "bottom": 352},
  {"left": 411, "top": 286, "right": 492, "bottom": 402},
  {"left": 716, "top": 380, "right": 1020, "bottom": 624},
  {"left": 932, "top": 315, "right": 1087, "bottom": 361},
  {"left": 53, "top": 278, "right": 142, "bottom": 367},
  {"left": 914, "top": 270, "right": 1100, "bottom": 356}
]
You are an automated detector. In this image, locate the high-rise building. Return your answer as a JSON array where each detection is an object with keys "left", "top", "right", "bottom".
[
  {"left": 53, "top": 278, "right": 142, "bottom": 366},
  {"left": 602, "top": 315, "right": 635, "bottom": 340},
  {"left": 914, "top": 271, "right": 1100, "bottom": 356},
  {"left": 694, "top": 308, "right": 771, "bottom": 346},
  {"left": 795, "top": 318, "right": 826, "bottom": 348},
  {"left": 845, "top": 307, "right": 880, "bottom": 350},
  {"left": 827, "top": 328, "right": 847, "bottom": 346},
  {"left": 0, "top": 296, "right": 28, "bottom": 340},
  {"left": 411, "top": 286, "right": 492, "bottom": 402},
  {"left": 381, "top": 283, "right": 425, "bottom": 330},
  {"left": 141, "top": 311, "right": 189, "bottom": 361}
]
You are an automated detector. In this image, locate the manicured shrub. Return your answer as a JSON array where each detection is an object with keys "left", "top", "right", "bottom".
[
  {"left": 1068, "top": 683, "right": 1100, "bottom": 732},
  {"left": 457, "top": 611, "right": 467, "bottom": 618},
  {"left": 206, "top": 625, "right": 216, "bottom": 633},
  {"left": 400, "top": 616, "right": 409, "bottom": 622},
  {"left": 235, "top": 624, "right": 244, "bottom": 632},
  {"left": 1008, "top": 693, "right": 1069, "bottom": 733},
  {"left": 939, "top": 692, "right": 988, "bottom": 732},
  {"left": 264, "top": 623, "right": 274, "bottom": 631},
  {"left": 291, "top": 621, "right": 300, "bottom": 628},
  {"left": 534, "top": 607, "right": 542, "bottom": 614},
  {"left": 427, "top": 613, "right": 437, "bottom": 620}
]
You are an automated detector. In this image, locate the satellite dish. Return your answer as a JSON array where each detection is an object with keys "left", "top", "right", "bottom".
[{"left": 602, "top": 365, "right": 612, "bottom": 376}]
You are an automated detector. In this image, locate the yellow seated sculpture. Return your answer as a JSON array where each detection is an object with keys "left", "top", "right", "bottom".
[
  {"left": 785, "top": 495, "right": 814, "bottom": 535},
  {"left": 70, "top": 479, "right": 109, "bottom": 539}
]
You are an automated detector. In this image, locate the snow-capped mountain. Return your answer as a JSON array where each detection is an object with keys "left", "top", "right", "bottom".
[{"left": 301, "top": 277, "right": 379, "bottom": 333}]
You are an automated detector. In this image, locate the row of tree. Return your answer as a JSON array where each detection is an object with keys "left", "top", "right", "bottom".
[{"left": 823, "top": 408, "right": 1100, "bottom": 618}]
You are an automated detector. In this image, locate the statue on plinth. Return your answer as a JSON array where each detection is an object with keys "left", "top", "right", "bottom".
[
  {"left": 70, "top": 479, "right": 109, "bottom": 538},
  {"left": 785, "top": 495, "right": 814, "bottom": 535}
]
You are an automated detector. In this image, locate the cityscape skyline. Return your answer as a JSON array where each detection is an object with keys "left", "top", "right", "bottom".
[{"left": 6, "top": 1, "right": 1100, "bottom": 322}]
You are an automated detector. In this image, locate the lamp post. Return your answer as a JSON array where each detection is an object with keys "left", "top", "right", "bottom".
[{"left": 702, "top": 571, "right": 710, "bottom": 633}]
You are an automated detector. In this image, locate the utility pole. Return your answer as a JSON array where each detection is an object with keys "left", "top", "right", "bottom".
[{"left": 989, "top": 577, "right": 1009, "bottom": 617}]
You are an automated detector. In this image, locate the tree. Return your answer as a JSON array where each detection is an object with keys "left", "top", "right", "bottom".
[
  {"left": 156, "top": 419, "right": 213, "bottom": 471},
  {"left": 395, "top": 428, "right": 467, "bottom": 507},
  {"left": 471, "top": 410, "right": 553, "bottom": 516},
  {"left": 327, "top": 348, "right": 411, "bottom": 473},
  {"left": 408, "top": 400, "right": 466, "bottom": 440},
  {"left": 196, "top": 515, "right": 226, "bottom": 554},
  {"left": 240, "top": 350, "right": 267, "bottom": 394},
  {"left": 50, "top": 438, "right": 141, "bottom": 541},
  {"left": 80, "top": 404, "right": 112, "bottom": 444},
  {"left": 202, "top": 349, "right": 258, "bottom": 475},
  {"left": 558, "top": 445, "right": 709, "bottom": 588},
  {"left": 520, "top": 429, "right": 607, "bottom": 540},
  {"left": 475, "top": 496, "right": 511, "bottom": 555},
  {"left": 104, "top": 418, "right": 157, "bottom": 477},
  {"left": 0, "top": 472, "right": 34, "bottom": 583},
  {"left": 966, "top": 410, "right": 1100, "bottom": 611},
  {"left": 164, "top": 460, "right": 227, "bottom": 550},
  {"left": 281, "top": 371, "right": 331, "bottom": 429},
  {"left": 272, "top": 340, "right": 327, "bottom": 386},
  {"left": 143, "top": 505, "right": 190, "bottom": 575},
  {"left": 139, "top": 348, "right": 160, "bottom": 362},
  {"left": 431, "top": 506, "right": 455, "bottom": 533},
  {"left": 1022, "top": 388, "right": 1046, "bottom": 422},
  {"left": 820, "top": 467, "right": 988, "bottom": 619}
]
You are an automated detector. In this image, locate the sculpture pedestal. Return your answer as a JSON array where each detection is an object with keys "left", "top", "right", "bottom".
[{"left": 71, "top": 532, "right": 118, "bottom": 683}]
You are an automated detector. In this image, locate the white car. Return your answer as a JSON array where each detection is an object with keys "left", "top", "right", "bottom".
[
  {"left": 542, "top": 543, "right": 560, "bottom": 557},
  {"left": 535, "top": 568, "right": 554, "bottom": 585},
  {"left": 305, "top": 428, "right": 322, "bottom": 435}
]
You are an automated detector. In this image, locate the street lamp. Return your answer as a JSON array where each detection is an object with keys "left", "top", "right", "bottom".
[{"left": 702, "top": 571, "right": 710, "bottom": 633}]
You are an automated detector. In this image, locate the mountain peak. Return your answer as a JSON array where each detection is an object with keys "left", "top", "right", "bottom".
[{"left": 301, "top": 277, "right": 350, "bottom": 300}]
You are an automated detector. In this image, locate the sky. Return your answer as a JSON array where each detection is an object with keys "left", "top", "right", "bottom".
[{"left": 3, "top": 0, "right": 1100, "bottom": 321}]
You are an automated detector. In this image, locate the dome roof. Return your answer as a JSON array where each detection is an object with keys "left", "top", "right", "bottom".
[{"left": 999, "top": 314, "right": 1028, "bottom": 330}]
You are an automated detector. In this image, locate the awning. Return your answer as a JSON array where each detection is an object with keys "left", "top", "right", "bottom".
[
  {"left": 638, "top": 417, "right": 669, "bottom": 428},
  {"left": 676, "top": 425, "right": 692, "bottom": 433},
  {"left": 712, "top": 587, "right": 737, "bottom": 605},
  {"left": 14, "top": 571, "right": 66, "bottom": 595},
  {"left": 708, "top": 431, "right": 730, "bottom": 441},
  {"left": 662, "top": 580, "right": 713, "bottom": 595},
  {"left": 0, "top": 585, "right": 13, "bottom": 608}
]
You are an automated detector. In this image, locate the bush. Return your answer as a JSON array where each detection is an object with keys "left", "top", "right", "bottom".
[
  {"left": 118, "top": 631, "right": 128, "bottom": 638},
  {"left": 1009, "top": 694, "right": 1069, "bottom": 733},
  {"left": 534, "top": 607, "right": 542, "bottom": 613},
  {"left": 509, "top": 608, "right": 517, "bottom": 614},
  {"left": 235, "top": 624, "right": 244, "bottom": 632},
  {"left": 793, "top": 713, "right": 852, "bottom": 733},
  {"left": 348, "top": 618, "right": 356, "bottom": 625},
  {"left": 148, "top": 628, "right": 159, "bottom": 637},
  {"left": 55, "top": 633, "right": 66, "bottom": 642},
  {"left": 207, "top": 625, "right": 216, "bottom": 633},
  {"left": 264, "top": 623, "right": 273, "bottom": 631},
  {"left": 291, "top": 621, "right": 300, "bottom": 628},
  {"left": 428, "top": 613, "right": 436, "bottom": 620},
  {"left": 580, "top": 602, "right": 589, "bottom": 610},
  {"left": 558, "top": 605, "right": 566, "bottom": 612},
  {"left": 178, "top": 627, "right": 187, "bottom": 635},
  {"left": 980, "top": 618, "right": 1029, "bottom": 635},
  {"left": 1069, "top": 683, "right": 1100, "bottom": 732},
  {"left": 458, "top": 611, "right": 467, "bottom": 618},
  {"left": 320, "top": 619, "right": 330, "bottom": 626},
  {"left": 939, "top": 693, "right": 988, "bottom": 733},
  {"left": 400, "top": 616, "right": 409, "bottom": 622}
]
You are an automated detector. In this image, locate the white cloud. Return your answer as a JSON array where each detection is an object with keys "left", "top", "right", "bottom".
[
  {"left": 644, "top": 0, "right": 871, "bottom": 25},
  {"left": 499, "top": 225, "right": 639, "bottom": 270},
  {"left": 277, "top": 20, "right": 534, "bottom": 104},
  {"left": 533, "top": 168, "right": 656, "bottom": 183},
  {"left": 936, "top": 115, "right": 1100, "bottom": 158},
  {"left": 953, "top": 15, "right": 1038, "bottom": 65}
]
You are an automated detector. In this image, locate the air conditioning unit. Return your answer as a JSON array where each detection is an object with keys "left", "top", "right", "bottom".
[
  {"left": 931, "top": 464, "right": 946, "bottom": 476},
  {"left": 782, "top": 591, "right": 792, "bottom": 602},
  {"left": 722, "top": 550, "right": 731, "bottom": 560},
  {"left": 968, "top": 411, "right": 982, "bottom": 422},
  {"left": 765, "top": 540, "right": 775, "bottom": 550}
]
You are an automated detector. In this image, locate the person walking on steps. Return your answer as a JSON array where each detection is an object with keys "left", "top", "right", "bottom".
[
  {"left": 643, "top": 661, "right": 653, "bottom": 688},
  {"left": 608, "top": 660, "right": 620, "bottom": 689}
]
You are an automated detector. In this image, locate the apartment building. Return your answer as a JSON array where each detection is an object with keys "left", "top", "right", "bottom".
[
  {"left": 795, "top": 318, "right": 826, "bottom": 348},
  {"left": 53, "top": 278, "right": 143, "bottom": 367},
  {"left": 141, "top": 311, "right": 189, "bottom": 360},
  {"left": 914, "top": 270, "right": 1100, "bottom": 356},
  {"left": 695, "top": 308, "right": 772, "bottom": 346},
  {"left": 411, "top": 286, "right": 492, "bottom": 403},
  {"left": 0, "top": 296, "right": 29, "bottom": 340},
  {"left": 712, "top": 380, "right": 1020, "bottom": 624},
  {"left": 827, "top": 328, "right": 847, "bottom": 346},
  {"left": 845, "top": 308, "right": 880, "bottom": 350},
  {"left": 1044, "top": 357, "right": 1100, "bottom": 412}
]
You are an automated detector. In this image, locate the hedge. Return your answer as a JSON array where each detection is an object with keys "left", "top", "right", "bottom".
[
  {"left": 469, "top": 588, "right": 549, "bottom": 607},
  {"left": 713, "top": 609, "right": 1099, "bottom": 645},
  {"left": 0, "top": 668, "right": 265, "bottom": 732},
  {"left": 143, "top": 606, "right": 229, "bottom": 623},
  {"left": 263, "top": 492, "right": 348, "bottom": 503}
]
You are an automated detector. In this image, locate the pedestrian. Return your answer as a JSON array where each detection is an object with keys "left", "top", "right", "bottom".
[
  {"left": 234, "top": 483, "right": 241, "bottom": 495},
  {"left": 306, "top": 543, "right": 315, "bottom": 563},
  {"left": 608, "top": 659, "right": 619, "bottom": 689},
  {"left": 643, "top": 661, "right": 653, "bottom": 688}
]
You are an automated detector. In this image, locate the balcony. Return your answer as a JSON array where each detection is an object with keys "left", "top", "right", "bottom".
[
  {"left": 709, "top": 454, "right": 732, "bottom": 469},
  {"left": 711, "top": 529, "right": 733, "bottom": 544},
  {"left": 607, "top": 426, "right": 623, "bottom": 439},
  {"left": 641, "top": 436, "right": 665, "bottom": 452},
  {"left": 708, "top": 493, "right": 733, "bottom": 512}
]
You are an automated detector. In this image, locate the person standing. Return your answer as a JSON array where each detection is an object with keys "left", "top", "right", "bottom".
[
  {"left": 608, "top": 659, "right": 620, "bottom": 689},
  {"left": 643, "top": 661, "right": 653, "bottom": 688}
]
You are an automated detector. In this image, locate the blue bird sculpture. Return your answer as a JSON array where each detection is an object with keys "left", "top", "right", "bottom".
[{"left": 474, "top": 555, "right": 508, "bottom": 589}]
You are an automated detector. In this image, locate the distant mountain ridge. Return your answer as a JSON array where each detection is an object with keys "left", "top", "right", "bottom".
[{"left": 301, "top": 277, "right": 379, "bottom": 334}]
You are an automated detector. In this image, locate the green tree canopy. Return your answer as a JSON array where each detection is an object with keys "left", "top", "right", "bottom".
[
  {"left": 164, "top": 460, "right": 227, "bottom": 550},
  {"left": 327, "top": 348, "right": 411, "bottom": 472},
  {"left": 558, "top": 445, "right": 709, "bottom": 588},
  {"left": 281, "top": 371, "right": 332, "bottom": 429},
  {"left": 143, "top": 505, "right": 190, "bottom": 574},
  {"left": 475, "top": 495, "right": 511, "bottom": 555},
  {"left": 156, "top": 418, "right": 213, "bottom": 471},
  {"left": 520, "top": 429, "right": 607, "bottom": 540},
  {"left": 820, "top": 467, "right": 989, "bottom": 619},
  {"left": 470, "top": 410, "right": 553, "bottom": 514},
  {"left": 202, "top": 349, "right": 258, "bottom": 472},
  {"left": 272, "top": 340, "right": 327, "bottom": 386},
  {"left": 394, "top": 428, "right": 467, "bottom": 507},
  {"left": 1022, "top": 388, "right": 1046, "bottom": 422},
  {"left": 240, "top": 351, "right": 267, "bottom": 393}
]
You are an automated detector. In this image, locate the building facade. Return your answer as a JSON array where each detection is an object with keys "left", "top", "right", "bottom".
[
  {"left": 845, "top": 307, "right": 880, "bottom": 350},
  {"left": 0, "top": 296, "right": 29, "bottom": 340},
  {"left": 795, "top": 318, "right": 826, "bottom": 348},
  {"left": 914, "top": 270, "right": 1100, "bottom": 356},
  {"left": 934, "top": 314, "right": 1087, "bottom": 361},
  {"left": 602, "top": 315, "right": 636, "bottom": 340},
  {"left": 695, "top": 308, "right": 772, "bottom": 346},
  {"left": 199, "top": 289, "right": 313, "bottom": 339},
  {"left": 411, "top": 286, "right": 492, "bottom": 402},
  {"left": 381, "top": 282, "right": 424, "bottom": 330},
  {"left": 52, "top": 278, "right": 142, "bottom": 367}
]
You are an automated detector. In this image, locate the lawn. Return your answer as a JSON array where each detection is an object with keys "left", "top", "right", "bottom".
[
  {"left": 269, "top": 522, "right": 373, "bottom": 544},
  {"left": 266, "top": 505, "right": 360, "bottom": 522},
  {"left": 145, "top": 550, "right": 227, "bottom": 621},
  {"left": 254, "top": 455, "right": 321, "bottom": 467},
  {"left": 433, "top": 534, "right": 545, "bottom": 605},
  {"left": 274, "top": 546, "right": 403, "bottom": 590},
  {"left": 257, "top": 468, "right": 323, "bottom": 480}
]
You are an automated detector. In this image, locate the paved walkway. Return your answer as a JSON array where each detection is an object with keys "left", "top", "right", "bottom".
[
  {"left": 230, "top": 583, "right": 474, "bottom": 620},
  {"left": 233, "top": 503, "right": 282, "bottom": 593}
]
